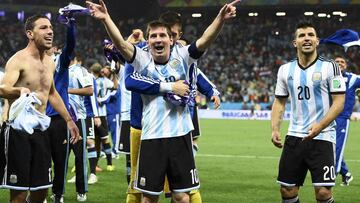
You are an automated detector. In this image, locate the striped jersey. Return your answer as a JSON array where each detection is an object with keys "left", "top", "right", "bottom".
[
  {"left": 97, "top": 79, "right": 121, "bottom": 115},
  {"left": 84, "top": 73, "right": 99, "bottom": 118},
  {"left": 338, "top": 72, "right": 360, "bottom": 119},
  {"left": 68, "top": 64, "right": 93, "bottom": 120},
  {"left": 130, "top": 43, "right": 202, "bottom": 140},
  {"left": 275, "top": 55, "right": 345, "bottom": 143},
  {"left": 95, "top": 76, "right": 114, "bottom": 117},
  {"left": 119, "top": 66, "right": 131, "bottom": 121}
]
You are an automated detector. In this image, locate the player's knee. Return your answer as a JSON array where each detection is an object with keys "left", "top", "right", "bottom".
[
  {"left": 315, "top": 187, "right": 333, "bottom": 202},
  {"left": 10, "top": 190, "right": 27, "bottom": 202},
  {"left": 172, "top": 192, "right": 189, "bottom": 203},
  {"left": 28, "top": 190, "right": 47, "bottom": 203},
  {"left": 142, "top": 194, "right": 159, "bottom": 203},
  {"left": 280, "top": 186, "right": 298, "bottom": 198}
]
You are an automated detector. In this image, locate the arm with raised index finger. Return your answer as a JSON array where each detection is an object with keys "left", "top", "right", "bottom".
[
  {"left": 86, "top": 0, "right": 134, "bottom": 62},
  {"left": 195, "top": 0, "right": 240, "bottom": 52}
]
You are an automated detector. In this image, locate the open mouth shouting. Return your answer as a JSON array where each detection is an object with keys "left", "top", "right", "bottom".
[{"left": 154, "top": 44, "right": 165, "bottom": 54}]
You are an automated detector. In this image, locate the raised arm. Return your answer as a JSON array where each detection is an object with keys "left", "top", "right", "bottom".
[
  {"left": 0, "top": 56, "right": 30, "bottom": 99},
  {"left": 195, "top": 0, "right": 240, "bottom": 52},
  {"left": 86, "top": 0, "right": 134, "bottom": 61},
  {"left": 59, "top": 20, "right": 76, "bottom": 69}
]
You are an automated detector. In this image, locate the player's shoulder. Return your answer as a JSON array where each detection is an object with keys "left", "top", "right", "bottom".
[
  {"left": 5, "top": 49, "right": 28, "bottom": 69},
  {"left": 279, "top": 58, "right": 296, "bottom": 69},
  {"left": 318, "top": 55, "right": 335, "bottom": 64}
]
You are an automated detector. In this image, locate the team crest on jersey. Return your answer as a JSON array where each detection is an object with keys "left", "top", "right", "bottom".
[
  {"left": 312, "top": 72, "right": 322, "bottom": 82},
  {"left": 10, "top": 174, "right": 17, "bottom": 184},
  {"left": 169, "top": 59, "right": 181, "bottom": 70}
]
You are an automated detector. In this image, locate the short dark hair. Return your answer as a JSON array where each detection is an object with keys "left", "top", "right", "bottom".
[
  {"left": 25, "top": 14, "right": 49, "bottom": 32},
  {"left": 159, "top": 11, "right": 182, "bottom": 30},
  {"left": 145, "top": 20, "right": 172, "bottom": 39},
  {"left": 75, "top": 53, "right": 84, "bottom": 63},
  {"left": 294, "top": 20, "right": 317, "bottom": 38}
]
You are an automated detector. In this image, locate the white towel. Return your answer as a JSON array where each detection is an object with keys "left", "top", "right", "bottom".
[{"left": 9, "top": 93, "right": 51, "bottom": 134}]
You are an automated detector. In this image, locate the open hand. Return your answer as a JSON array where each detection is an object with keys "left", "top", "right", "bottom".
[{"left": 86, "top": 0, "right": 109, "bottom": 21}]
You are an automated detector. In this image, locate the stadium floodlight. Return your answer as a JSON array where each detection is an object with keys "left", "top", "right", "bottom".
[
  {"left": 17, "top": 11, "right": 24, "bottom": 21},
  {"left": 304, "top": 12, "right": 314, "bottom": 16},
  {"left": 276, "top": 12, "right": 286, "bottom": 16},
  {"left": 248, "top": 12, "right": 258, "bottom": 17},
  {"left": 332, "top": 11, "right": 342, "bottom": 15},
  {"left": 192, "top": 13, "right": 202, "bottom": 18},
  {"left": 327, "top": 14, "right": 331, "bottom": 18},
  {"left": 275, "top": 31, "right": 279, "bottom": 35},
  {"left": 340, "top": 12, "right": 347, "bottom": 17},
  {"left": 318, "top": 13, "right": 327, "bottom": 17}
]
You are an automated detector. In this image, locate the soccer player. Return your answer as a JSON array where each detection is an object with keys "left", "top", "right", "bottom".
[
  {"left": 87, "top": 1, "right": 238, "bottom": 202},
  {"left": 67, "top": 55, "right": 94, "bottom": 201},
  {"left": 158, "top": 11, "right": 221, "bottom": 203},
  {"left": 45, "top": 15, "right": 76, "bottom": 203},
  {"left": 98, "top": 64, "right": 121, "bottom": 159},
  {"left": 84, "top": 68, "right": 101, "bottom": 185},
  {"left": 90, "top": 62, "right": 115, "bottom": 171},
  {"left": 334, "top": 55, "right": 360, "bottom": 186},
  {"left": 271, "top": 21, "right": 345, "bottom": 203},
  {"left": 0, "top": 14, "right": 79, "bottom": 203}
]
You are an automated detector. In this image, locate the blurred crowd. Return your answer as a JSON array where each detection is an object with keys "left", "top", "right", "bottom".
[{"left": 1, "top": 12, "right": 360, "bottom": 110}]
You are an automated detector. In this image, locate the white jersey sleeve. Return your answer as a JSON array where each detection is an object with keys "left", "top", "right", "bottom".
[
  {"left": 327, "top": 61, "right": 346, "bottom": 93},
  {"left": 275, "top": 65, "right": 289, "bottom": 97}
]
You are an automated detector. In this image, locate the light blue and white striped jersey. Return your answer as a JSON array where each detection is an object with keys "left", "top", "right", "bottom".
[
  {"left": 119, "top": 66, "right": 131, "bottom": 121},
  {"left": 84, "top": 74, "right": 100, "bottom": 117},
  {"left": 275, "top": 56, "right": 345, "bottom": 143},
  {"left": 68, "top": 64, "right": 93, "bottom": 120},
  {"left": 130, "top": 44, "right": 201, "bottom": 140},
  {"left": 95, "top": 76, "right": 114, "bottom": 117}
]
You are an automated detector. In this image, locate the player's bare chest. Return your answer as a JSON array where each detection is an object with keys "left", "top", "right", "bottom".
[{"left": 22, "top": 61, "right": 52, "bottom": 86}]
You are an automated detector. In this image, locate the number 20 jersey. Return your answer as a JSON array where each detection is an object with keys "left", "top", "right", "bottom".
[{"left": 275, "top": 56, "right": 345, "bottom": 143}]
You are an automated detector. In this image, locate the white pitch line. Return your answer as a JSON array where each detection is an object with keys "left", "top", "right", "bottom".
[{"left": 197, "top": 154, "right": 360, "bottom": 162}]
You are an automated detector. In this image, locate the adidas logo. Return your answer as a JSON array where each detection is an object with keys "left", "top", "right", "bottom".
[{"left": 288, "top": 76, "right": 293, "bottom": 81}]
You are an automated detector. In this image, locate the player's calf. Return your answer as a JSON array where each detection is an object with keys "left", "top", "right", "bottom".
[{"left": 315, "top": 186, "right": 333, "bottom": 202}]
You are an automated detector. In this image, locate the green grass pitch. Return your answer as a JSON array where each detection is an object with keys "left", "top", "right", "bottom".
[{"left": 1, "top": 119, "right": 360, "bottom": 202}]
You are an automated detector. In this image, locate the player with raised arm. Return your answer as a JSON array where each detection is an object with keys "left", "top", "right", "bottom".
[
  {"left": 87, "top": 0, "right": 238, "bottom": 202},
  {"left": 0, "top": 14, "right": 79, "bottom": 203}
]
